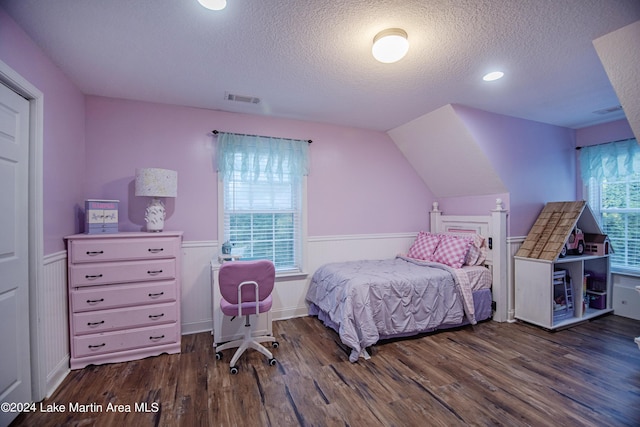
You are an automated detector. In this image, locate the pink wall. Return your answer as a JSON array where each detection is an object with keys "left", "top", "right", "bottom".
[
  {"left": 0, "top": 9, "right": 86, "bottom": 254},
  {"left": 84, "top": 96, "right": 433, "bottom": 241},
  {"left": 452, "top": 105, "right": 577, "bottom": 236},
  {"left": 576, "top": 119, "right": 634, "bottom": 147},
  {"left": 8, "top": 2, "right": 629, "bottom": 248}
]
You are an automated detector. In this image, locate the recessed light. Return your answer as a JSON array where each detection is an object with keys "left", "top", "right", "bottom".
[
  {"left": 483, "top": 71, "right": 504, "bottom": 81},
  {"left": 197, "top": 0, "right": 226, "bottom": 11}
]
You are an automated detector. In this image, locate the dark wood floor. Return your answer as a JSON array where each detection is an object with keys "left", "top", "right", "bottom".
[{"left": 11, "top": 314, "right": 640, "bottom": 427}]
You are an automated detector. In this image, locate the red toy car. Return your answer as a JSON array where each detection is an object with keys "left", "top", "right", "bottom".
[{"left": 560, "top": 227, "right": 585, "bottom": 257}]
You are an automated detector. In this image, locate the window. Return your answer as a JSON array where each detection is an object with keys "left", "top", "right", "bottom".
[
  {"left": 217, "top": 133, "right": 309, "bottom": 273},
  {"left": 581, "top": 139, "right": 640, "bottom": 273}
]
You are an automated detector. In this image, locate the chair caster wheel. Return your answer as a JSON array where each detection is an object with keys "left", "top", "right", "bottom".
[
  {"left": 272, "top": 341, "right": 279, "bottom": 349},
  {"left": 269, "top": 358, "right": 277, "bottom": 366},
  {"left": 215, "top": 352, "right": 222, "bottom": 360},
  {"left": 230, "top": 366, "right": 239, "bottom": 375}
]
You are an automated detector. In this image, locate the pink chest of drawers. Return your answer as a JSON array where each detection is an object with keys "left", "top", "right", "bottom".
[{"left": 65, "top": 231, "right": 183, "bottom": 369}]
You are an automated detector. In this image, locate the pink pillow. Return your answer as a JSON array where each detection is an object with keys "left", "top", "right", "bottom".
[
  {"left": 433, "top": 234, "right": 473, "bottom": 268},
  {"left": 442, "top": 232, "right": 487, "bottom": 266},
  {"left": 465, "top": 234, "right": 487, "bottom": 266},
  {"left": 407, "top": 232, "right": 441, "bottom": 261}
]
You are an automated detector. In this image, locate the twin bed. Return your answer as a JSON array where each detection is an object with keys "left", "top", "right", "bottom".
[{"left": 306, "top": 201, "right": 508, "bottom": 362}]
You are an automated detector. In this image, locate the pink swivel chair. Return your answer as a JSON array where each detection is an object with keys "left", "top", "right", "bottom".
[{"left": 215, "top": 259, "right": 279, "bottom": 374}]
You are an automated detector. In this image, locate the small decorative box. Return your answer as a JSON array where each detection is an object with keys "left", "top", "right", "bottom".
[{"left": 85, "top": 199, "right": 119, "bottom": 234}]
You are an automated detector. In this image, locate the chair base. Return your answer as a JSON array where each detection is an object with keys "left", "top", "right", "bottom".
[{"left": 215, "top": 315, "right": 277, "bottom": 369}]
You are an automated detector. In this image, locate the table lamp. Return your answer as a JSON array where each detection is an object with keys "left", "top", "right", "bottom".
[{"left": 135, "top": 168, "right": 177, "bottom": 232}]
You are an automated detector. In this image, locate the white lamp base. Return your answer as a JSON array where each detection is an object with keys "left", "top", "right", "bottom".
[{"left": 145, "top": 197, "right": 166, "bottom": 232}]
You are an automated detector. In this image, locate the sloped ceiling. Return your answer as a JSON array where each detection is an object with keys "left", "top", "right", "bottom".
[
  {"left": 593, "top": 20, "right": 640, "bottom": 141},
  {"left": 387, "top": 104, "right": 507, "bottom": 198}
]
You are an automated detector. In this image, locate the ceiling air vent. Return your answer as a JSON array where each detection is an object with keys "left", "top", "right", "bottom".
[
  {"left": 224, "top": 92, "right": 260, "bottom": 104},
  {"left": 593, "top": 105, "right": 623, "bottom": 115}
]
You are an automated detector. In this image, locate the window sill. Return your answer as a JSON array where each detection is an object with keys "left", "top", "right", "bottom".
[
  {"left": 611, "top": 268, "right": 640, "bottom": 279},
  {"left": 276, "top": 271, "right": 309, "bottom": 281}
]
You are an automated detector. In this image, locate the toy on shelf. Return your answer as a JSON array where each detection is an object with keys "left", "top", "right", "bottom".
[
  {"left": 559, "top": 227, "right": 584, "bottom": 258},
  {"left": 584, "top": 233, "right": 613, "bottom": 256}
]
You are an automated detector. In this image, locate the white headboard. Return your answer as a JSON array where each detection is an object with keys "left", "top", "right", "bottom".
[{"left": 430, "top": 199, "right": 509, "bottom": 322}]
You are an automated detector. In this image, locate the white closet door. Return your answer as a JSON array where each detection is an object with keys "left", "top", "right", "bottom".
[{"left": 0, "top": 81, "right": 31, "bottom": 427}]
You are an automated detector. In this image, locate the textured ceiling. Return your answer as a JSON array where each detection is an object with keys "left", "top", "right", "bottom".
[{"left": 2, "top": 0, "right": 639, "bottom": 131}]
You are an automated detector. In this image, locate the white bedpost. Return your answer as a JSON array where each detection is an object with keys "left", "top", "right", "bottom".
[
  {"left": 490, "top": 198, "right": 508, "bottom": 322},
  {"left": 430, "top": 202, "right": 441, "bottom": 232}
]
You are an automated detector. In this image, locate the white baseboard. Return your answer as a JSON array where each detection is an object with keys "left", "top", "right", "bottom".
[
  {"left": 272, "top": 306, "right": 310, "bottom": 321},
  {"left": 181, "top": 320, "right": 213, "bottom": 335},
  {"left": 46, "top": 358, "right": 69, "bottom": 398}
]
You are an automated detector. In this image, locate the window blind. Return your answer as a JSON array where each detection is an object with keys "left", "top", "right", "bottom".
[
  {"left": 217, "top": 132, "right": 308, "bottom": 272},
  {"left": 581, "top": 139, "right": 640, "bottom": 272}
]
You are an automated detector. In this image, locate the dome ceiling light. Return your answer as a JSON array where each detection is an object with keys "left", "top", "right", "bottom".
[
  {"left": 197, "top": 0, "right": 227, "bottom": 11},
  {"left": 372, "top": 28, "right": 409, "bottom": 64}
]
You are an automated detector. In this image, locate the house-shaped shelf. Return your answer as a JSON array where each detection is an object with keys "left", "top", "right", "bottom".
[
  {"left": 514, "top": 200, "right": 613, "bottom": 330},
  {"left": 515, "top": 201, "right": 606, "bottom": 261}
]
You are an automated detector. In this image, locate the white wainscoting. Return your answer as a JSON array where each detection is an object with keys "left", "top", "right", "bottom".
[
  {"left": 507, "top": 236, "right": 526, "bottom": 322},
  {"left": 287, "top": 232, "right": 418, "bottom": 319},
  {"left": 180, "top": 232, "right": 418, "bottom": 331},
  {"left": 40, "top": 232, "right": 636, "bottom": 399},
  {"left": 42, "top": 251, "right": 69, "bottom": 398},
  {"left": 189, "top": 234, "right": 526, "bottom": 326},
  {"left": 42, "top": 232, "right": 416, "bottom": 395},
  {"left": 180, "top": 241, "right": 218, "bottom": 335}
]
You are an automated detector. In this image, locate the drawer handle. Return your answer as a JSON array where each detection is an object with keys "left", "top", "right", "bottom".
[
  {"left": 147, "top": 270, "right": 163, "bottom": 275},
  {"left": 85, "top": 274, "right": 103, "bottom": 280},
  {"left": 88, "top": 343, "right": 106, "bottom": 349},
  {"left": 86, "top": 298, "right": 105, "bottom": 304},
  {"left": 87, "top": 320, "right": 105, "bottom": 326},
  {"left": 149, "top": 335, "right": 165, "bottom": 340},
  {"left": 149, "top": 313, "right": 165, "bottom": 319},
  {"left": 148, "top": 248, "right": 164, "bottom": 253},
  {"left": 148, "top": 292, "right": 164, "bottom": 298},
  {"left": 86, "top": 250, "right": 104, "bottom": 256}
]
